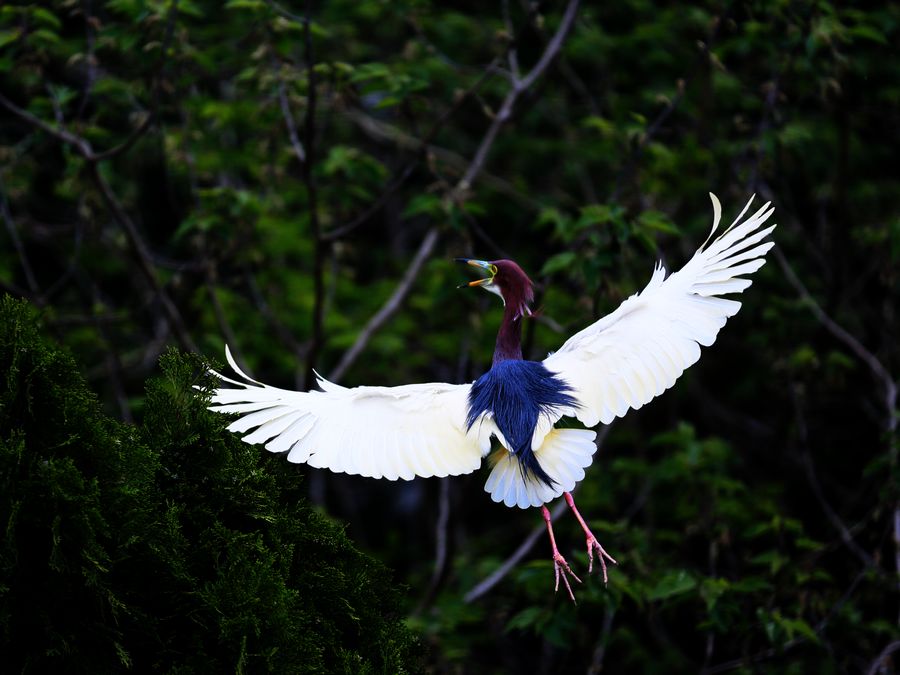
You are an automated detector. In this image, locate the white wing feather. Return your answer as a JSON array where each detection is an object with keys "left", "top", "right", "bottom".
[
  {"left": 544, "top": 193, "right": 776, "bottom": 427},
  {"left": 209, "top": 346, "right": 492, "bottom": 480}
]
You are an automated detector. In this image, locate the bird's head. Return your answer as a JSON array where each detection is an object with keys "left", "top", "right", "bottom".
[{"left": 457, "top": 258, "right": 534, "bottom": 318}]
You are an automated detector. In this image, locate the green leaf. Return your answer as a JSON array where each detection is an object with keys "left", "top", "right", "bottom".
[
  {"left": 648, "top": 570, "right": 697, "bottom": 601},
  {"left": 30, "top": 28, "right": 61, "bottom": 46},
  {"left": 403, "top": 194, "right": 444, "bottom": 219},
  {"left": 32, "top": 7, "right": 63, "bottom": 30},
  {"left": 847, "top": 24, "right": 887, "bottom": 44},
  {"left": 505, "top": 606, "right": 548, "bottom": 633},
  {"left": 0, "top": 29, "right": 20, "bottom": 50},
  {"left": 225, "top": 0, "right": 266, "bottom": 8},
  {"left": 540, "top": 251, "right": 577, "bottom": 276},
  {"left": 637, "top": 209, "right": 680, "bottom": 235}
]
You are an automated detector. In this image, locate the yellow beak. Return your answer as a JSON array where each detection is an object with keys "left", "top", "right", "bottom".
[{"left": 456, "top": 258, "right": 497, "bottom": 288}]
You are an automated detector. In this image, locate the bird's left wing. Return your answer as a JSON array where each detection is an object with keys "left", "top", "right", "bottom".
[
  {"left": 208, "top": 347, "right": 491, "bottom": 479},
  {"left": 544, "top": 193, "right": 776, "bottom": 427}
]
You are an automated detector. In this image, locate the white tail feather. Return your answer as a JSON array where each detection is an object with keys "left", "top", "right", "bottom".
[{"left": 484, "top": 429, "right": 598, "bottom": 509}]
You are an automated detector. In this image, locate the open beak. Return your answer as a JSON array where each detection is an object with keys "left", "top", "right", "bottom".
[{"left": 456, "top": 258, "right": 497, "bottom": 289}]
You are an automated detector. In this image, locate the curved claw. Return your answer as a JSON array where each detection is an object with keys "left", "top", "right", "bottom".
[
  {"left": 586, "top": 535, "right": 618, "bottom": 584},
  {"left": 552, "top": 551, "right": 582, "bottom": 603}
]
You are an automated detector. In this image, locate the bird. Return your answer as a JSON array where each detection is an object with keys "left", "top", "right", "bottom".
[{"left": 207, "top": 193, "right": 776, "bottom": 601}]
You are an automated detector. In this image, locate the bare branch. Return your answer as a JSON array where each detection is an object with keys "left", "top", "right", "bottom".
[
  {"left": 345, "top": 108, "right": 541, "bottom": 212},
  {"left": 88, "top": 163, "right": 197, "bottom": 352},
  {"left": 1, "top": 90, "right": 152, "bottom": 163},
  {"left": 0, "top": 92, "right": 94, "bottom": 157},
  {"left": 91, "top": 112, "right": 154, "bottom": 162},
  {"left": 867, "top": 640, "right": 900, "bottom": 675},
  {"left": 273, "top": 54, "right": 306, "bottom": 164},
  {"left": 790, "top": 384, "right": 877, "bottom": 570},
  {"left": 264, "top": 0, "right": 306, "bottom": 24},
  {"left": 412, "top": 477, "right": 453, "bottom": 616},
  {"left": 774, "top": 245, "right": 899, "bottom": 621},
  {"left": 774, "top": 247, "right": 897, "bottom": 429},
  {"left": 206, "top": 271, "right": 251, "bottom": 377},
  {"left": 329, "top": 227, "right": 439, "bottom": 381},
  {"left": 0, "top": 92, "right": 195, "bottom": 351},
  {"left": 323, "top": 163, "right": 416, "bottom": 242},
  {"left": 501, "top": 0, "right": 521, "bottom": 82},
  {"left": 0, "top": 176, "right": 41, "bottom": 299},
  {"left": 517, "top": 0, "right": 581, "bottom": 92},
  {"left": 464, "top": 499, "right": 567, "bottom": 604},
  {"left": 455, "top": 0, "right": 581, "bottom": 195},
  {"left": 244, "top": 270, "right": 307, "bottom": 360},
  {"left": 323, "top": 60, "right": 503, "bottom": 242},
  {"left": 587, "top": 607, "right": 616, "bottom": 675}
]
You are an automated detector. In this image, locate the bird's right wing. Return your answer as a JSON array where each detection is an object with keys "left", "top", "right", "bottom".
[
  {"left": 208, "top": 347, "right": 492, "bottom": 480},
  {"left": 544, "top": 193, "right": 776, "bottom": 427}
]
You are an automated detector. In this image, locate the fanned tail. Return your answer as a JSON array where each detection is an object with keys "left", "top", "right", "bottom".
[{"left": 484, "top": 428, "right": 598, "bottom": 508}]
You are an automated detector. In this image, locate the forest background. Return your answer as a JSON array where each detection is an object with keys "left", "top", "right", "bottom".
[{"left": 0, "top": 1, "right": 898, "bottom": 673}]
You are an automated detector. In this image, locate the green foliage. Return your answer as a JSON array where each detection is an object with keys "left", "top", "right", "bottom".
[{"left": 0, "top": 297, "right": 418, "bottom": 673}]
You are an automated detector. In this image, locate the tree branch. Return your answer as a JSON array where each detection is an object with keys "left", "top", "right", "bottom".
[
  {"left": 412, "top": 476, "right": 453, "bottom": 616},
  {"left": 323, "top": 59, "right": 503, "bottom": 242},
  {"left": 501, "top": 0, "right": 521, "bottom": 82},
  {"left": 329, "top": 227, "right": 439, "bottom": 381},
  {"left": 454, "top": 0, "right": 581, "bottom": 195},
  {"left": 0, "top": 93, "right": 152, "bottom": 163},
  {"left": 88, "top": 163, "right": 197, "bottom": 351},
  {"left": 867, "top": 640, "right": 900, "bottom": 675},
  {"left": 273, "top": 53, "right": 307, "bottom": 164},
  {"left": 0, "top": 92, "right": 196, "bottom": 352},
  {"left": 774, "top": 247, "right": 897, "bottom": 428},
  {"left": 0, "top": 92, "right": 93, "bottom": 157},
  {"left": 91, "top": 112, "right": 154, "bottom": 162},
  {"left": 464, "top": 499, "right": 567, "bottom": 604},
  {"left": 587, "top": 607, "right": 616, "bottom": 674},
  {"left": 774, "top": 245, "right": 899, "bottom": 622},
  {"left": 244, "top": 270, "right": 307, "bottom": 360},
  {"left": 206, "top": 270, "right": 250, "bottom": 376},
  {"left": 344, "top": 108, "right": 541, "bottom": 212},
  {"left": 790, "top": 383, "right": 877, "bottom": 570},
  {"left": 0, "top": 175, "right": 41, "bottom": 300}
]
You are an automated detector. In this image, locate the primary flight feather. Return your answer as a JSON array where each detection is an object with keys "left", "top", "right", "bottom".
[{"left": 208, "top": 193, "right": 776, "bottom": 600}]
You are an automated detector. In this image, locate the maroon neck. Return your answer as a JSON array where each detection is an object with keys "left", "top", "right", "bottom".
[{"left": 493, "top": 303, "right": 524, "bottom": 365}]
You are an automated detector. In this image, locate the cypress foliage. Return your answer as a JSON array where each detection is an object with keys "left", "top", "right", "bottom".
[{"left": 0, "top": 297, "right": 418, "bottom": 673}]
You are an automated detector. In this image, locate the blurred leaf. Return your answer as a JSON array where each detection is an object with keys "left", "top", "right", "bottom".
[
  {"left": 0, "top": 29, "right": 20, "bottom": 49},
  {"left": 540, "top": 251, "right": 577, "bottom": 276},
  {"left": 648, "top": 570, "right": 697, "bottom": 601}
]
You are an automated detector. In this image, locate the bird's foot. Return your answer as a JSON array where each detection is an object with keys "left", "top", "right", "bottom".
[
  {"left": 541, "top": 504, "right": 581, "bottom": 603},
  {"left": 564, "top": 491, "right": 618, "bottom": 584},
  {"left": 585, "top": 534, "right": 617, "bottom": 584},
  {"left": 552, "top": 549, "right": 582, "bottom": 603}
]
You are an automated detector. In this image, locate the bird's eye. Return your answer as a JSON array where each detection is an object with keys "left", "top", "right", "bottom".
[{"left": 489, "top": 264, "right": 498, "bottom": 276}]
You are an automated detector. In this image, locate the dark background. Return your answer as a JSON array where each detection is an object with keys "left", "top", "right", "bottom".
[{"left": 1, "top": 1, "right": 898, "bottom": 672}]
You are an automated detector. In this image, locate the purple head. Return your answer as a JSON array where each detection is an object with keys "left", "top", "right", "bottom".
[{"left": 457, "top": 258, "right": 534, "bottom": 318}]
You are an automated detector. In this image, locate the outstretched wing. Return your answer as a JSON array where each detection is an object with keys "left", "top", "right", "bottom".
[
  {"left": 208, "top": 347, "right": 491, "bottom": 479},
  {"left": 544, "top": 193, "right": 776, "bottom": 427}
]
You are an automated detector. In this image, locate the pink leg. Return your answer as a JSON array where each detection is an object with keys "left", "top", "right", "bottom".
[
  {"left": 564, "top": 492, "right": 618, "bottom": 584},
  {"left": 541, "top": 504, "right": 581, "bottom": 603}
]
